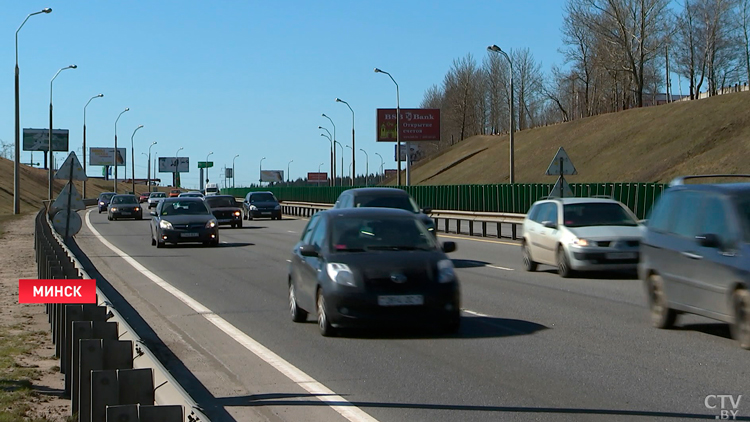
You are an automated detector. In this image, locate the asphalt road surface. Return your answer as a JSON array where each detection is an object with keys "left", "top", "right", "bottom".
[{"left": 73, "top": 209, "right": 750, "bottom": 422}]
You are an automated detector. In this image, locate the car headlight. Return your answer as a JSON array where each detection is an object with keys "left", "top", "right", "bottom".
[
  {"left": 99, "top": 201, "right": 104, "bottom": 205},
  {"left": 274, "top": 205, "right": 281, "bottom": 210},
  {"left": 326, "top": 263, "right": 356, "bottom": 287},
  {"left": 234, "top": 211, "right": 241, "bottom": 216},
  {"left": 205, "top": 219, "right": 217, "bottom": 229},
  {"left": 110, "top": 207, "right": 117, "bottom": 212},
  {"left": 571, "top": 238, "right": 590, "bottom": 246},
  {"left": 134, "top": 207, "right": 140, "bottom": 211},
  {"left": 249, "top": 205, "right": 258, "bottom": 210},
  {"left": 437, "top": 259, "right": 456, "bottom": 283},
  {"left": 159, "top": 220, "right": 173, "bottom": 230}
]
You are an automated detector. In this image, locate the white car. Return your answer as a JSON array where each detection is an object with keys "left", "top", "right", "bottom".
[
  {"left": 521, "top": 197, "right": 644, "bottom": 277},
  {"left": 147, "top": 192, "right": 167, "bottom": 208}
]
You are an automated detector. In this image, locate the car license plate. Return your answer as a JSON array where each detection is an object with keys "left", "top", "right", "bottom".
[
  {"left": 262, "top": 212, "right": 271, "bottom": 215},
  {"left": 378, "top": 295, "right": 424, "bottom": 307},
  {"left": 180, "top": 232, "right": 199, "bottom": 238},
  {"left": 121, "top": 211, "right": 131, "bottom": 215},
  {"left": 607, "top": 252, "right": 636, "bottom": 260}
]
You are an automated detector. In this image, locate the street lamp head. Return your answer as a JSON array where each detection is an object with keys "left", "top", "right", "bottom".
[
  {"left": 487, "top": 45, "right": 501, "bottom": 52},
  {"left": 42, "top": 8, "right": 52, "bottom": 13},
  {"left": 69, "top": 64, "right": 77, "bottom": 69},
  {"left": 137, "top": 124, "right": 144, "bottom": 129},
  {"left": 97, "top": 93, "right": 104, "bottom": 98},
  {"left": 322, "top": 113, "right": 327, "bottom": 118},
  {"left": 151, "top": 141, "right": 157, "bottom": 146},
  {"left": 124, "top": 107, "right": 129, "bottom": 112},
  {"left": 374, "top": 68, "right": 382, "bottom": 73},
  {"left": 335, "top": 98, "right": 342, "bottom": 103}
]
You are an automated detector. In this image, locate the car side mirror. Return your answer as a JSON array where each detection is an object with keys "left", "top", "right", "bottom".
[
  {"left": 421, "top": 207, "right": 432, "bottom": 214},
  {"left": 150, "top": 211, "right": 157, "bottom": 216},
  {"left": 442, "top": 241, "right": 457, "bottom": 253},
  {"left": 542, "top": 220, "right": 557, "bottom": 229},
  {"left": 299, "top": 244, "right": 319, "bottom": 257},
  {"left": 696, "top": 233, "right": 721, "bottom": 249}
]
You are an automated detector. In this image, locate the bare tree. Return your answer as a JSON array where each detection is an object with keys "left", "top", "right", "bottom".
[
  {"left": 442, "top": 54, "right": 483, "bottom": 143},
  {"left": 561, "top": 0, "right": 595, "bottom": 116},
  {"left": 482, "top": 51, "right": 510, "bottom": 135},
  {"left": 513, "top": 48, "right": 545, "bottom": 130},
  {"left": 739, "top": 0, "right": 750, "bottom": 84},
  {"left": 0, "top": 140, "right": 11, "bottom": 160}
]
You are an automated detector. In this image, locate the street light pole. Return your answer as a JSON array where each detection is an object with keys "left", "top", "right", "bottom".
[
  {"left": 148, "top": 141, "right": 157, "bottom": 192},
  {"left": 287, "top": 160, "right": 293, "bottom": 183},
  {"left": 359, "top": 148, "right": 369, "bottom": 186},
  {"left": 82, "top": 93, "right": 103, "bottom": 199},
  {"left": 336, "top": 98, "right": 355, "bottom": 186},
  {"left": 375, "top": 68, "right": 404, "bottom": 185},
  {"left": 375, "top": 152, "right": 384, "bottom": 184},
  {"left": 15, "top": 7, "right": 52, "bottom": 214},
  {"left": 259, "top": 157, "right": 266, "bottom": 184},
  {"left": 175, "top": 147, "right": 183, "bottom": 188},
  {"left": 233, "top": 154, "right": 239, "bottom": 188},
  {"left": 113, "top": 108, "right": 129, "bottom": 193},
  {"left": 319, "top": 127, "right": 334, "bottom": 186},
  {"left": 206, "top": 152, "right": 214, "bottom": 184},
  {"left": 153, "top": 151, "right": 157, "bottom": 186},
  {"left": 334, "top": 141, "right": 343, "bottom": 186},
  {"left": 488, "top": 45, "right": 515, "bottom": 184},
  {"left": 130, "top": 125, "right": 143, "bottom": 194},
  {"left": 345, "top": 145, "right": 353, "bottom": 182},
  {"left": 322, "top": 114, "right": 336, "bottom": 185},
  {"left": 49, "top": 64, "right": 77, "bottom": 200}
]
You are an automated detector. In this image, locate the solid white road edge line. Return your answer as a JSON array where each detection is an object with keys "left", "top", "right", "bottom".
[
  {"left": 487, "top": 265, "right": 514, "bottom": 271},
  {"left": 84, "top": 209, "right": 379, "bottom": 422}
]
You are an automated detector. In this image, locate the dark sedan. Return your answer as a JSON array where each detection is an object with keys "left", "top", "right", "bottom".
[
  {"left": 333, "top": 188, "right": 436, "bottom": 237},
  {"left": 288, "top": 208, "right": 460, "bottom": 336},
  {"left": 108, "top": 195, "right": 143, "bottom": 220},
  {"left": 205, "top": 195, "right": 243, "bottom": 228},
  {"left": 150, "top": 198, "right": 219, "bottom": 247},
  {"left": 97, "top": 192, "right": 116, "bottom": 213},
  {"left": 243, "top": 191, "right": 282, "bottom": 220}
]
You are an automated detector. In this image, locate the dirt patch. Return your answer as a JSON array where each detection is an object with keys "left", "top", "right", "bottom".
[{"left": 0, "top": 213, "right": 72, "bottom": 421}]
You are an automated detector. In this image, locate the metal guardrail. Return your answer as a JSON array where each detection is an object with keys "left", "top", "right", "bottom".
[
  {"left": 278, "top": 201, "right": 525, "bottom": 240},
  {"left": 38, "top": 207, "right": 210, "bottom": 422}
]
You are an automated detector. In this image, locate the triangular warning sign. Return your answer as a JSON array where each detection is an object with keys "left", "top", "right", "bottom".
[
  {"left": 549, "top": 178, "right": 574, "bottom": 198},
  {"left": 52, "top": 182, "right": 86, "bottom": 211},
  {"left": 545, "top": 147, "right": 577, "bottom": 176},
  {"left": 54, "top": 152, "right": 88, "bottom": 181}
]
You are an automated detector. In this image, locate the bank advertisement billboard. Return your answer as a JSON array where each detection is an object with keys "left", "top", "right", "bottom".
[{"left": 376, "top": 108, "right": 440, "bottom": 142}]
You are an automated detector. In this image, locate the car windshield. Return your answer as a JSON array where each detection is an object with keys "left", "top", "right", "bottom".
[
  {"left": 250, "top": 193, "right": 276, "bottom": 202},
  {"left": 100, "top": 193, "right": 115, "bottom": 201},
  {"left": 330, "top": 217, "right": 437, "bottom": 252},
  {"left": 353, "top": 194, "right": 420, "bottom": 213},
  {"left": 563, "top": 202, "right": 638, "bottom": 227},
  {"left": 206, "top": 187, "right": 218, "bottom": 192},
  {"left": 151, "top": 193, "right": 166, "bottom": 198},
  {"left": 206, "top": 197, "right": 236, "bottom": 208},
  {"left": 160, "top": 201, "right": 210, "bottom": 216},
  {"left": 111, "top": 196, "right": 137, "bottom": 204}
]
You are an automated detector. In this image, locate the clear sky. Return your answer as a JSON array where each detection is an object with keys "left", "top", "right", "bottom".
[{"left": 1, "top": 1, "right": 568, "bottom": 189}]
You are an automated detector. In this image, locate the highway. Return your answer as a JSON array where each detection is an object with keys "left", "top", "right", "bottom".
[{"left": 73, "top": 209, "right": 750, "bottom": 422}]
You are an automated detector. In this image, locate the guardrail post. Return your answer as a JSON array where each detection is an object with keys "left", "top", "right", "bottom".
[
  {"left": 496, "top": 222, "right": 501, "bottom": 239},
  {"left": 79, "top": 339, "right": 105, "bottom": 422},
  {"left": 91, "top": 369, "right": 119, "bottom": 422},
  {"left": 469, "top": 220, "right": 474, "bottom": 236},
  {"left": 62, "top": 305, "right": 85, "bottom": 375},
  {"left": 481, "top": 221, "right": 487, "bottom": 237},
  {"left": 118, "top": 368, "right": 155, "bottom": 406},
  {"left": 511, "top": 223, "right": 517, "bottom": 240},
  {"left": 71, "top": 321, "right": 118, "bottom": 413}
]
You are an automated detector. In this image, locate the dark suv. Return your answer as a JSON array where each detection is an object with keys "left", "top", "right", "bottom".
[
  {"left": 639, "top": 175, "right": 750, "bottom": 349},
  {"left": 243, "top": 191, "right": 282, "bottom": 220},
  {"left": 333, "top": 188, "right": 436, "bottom": 236}
]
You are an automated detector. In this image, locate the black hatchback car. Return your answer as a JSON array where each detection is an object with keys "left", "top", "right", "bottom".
[
  {"left": 243, "top": 191, "right": 281, "bottom": 220},
  {"left": 150, "top": 197, "right": 219, "bottom": 247},
  {"left": 288, "top": 208, "right": 460, "bottom": 337},
  {"left": 639, "top": 175, "right": 750, "bottom": 349},
  {"left": 98, "top": 192, "right": 116, "bottom": 213},
  {"left": 333, "top": 188, "right": 436, "bottom": 236},
  {"left": 107, "top": 194, "right": 143, "bottom": 220},
  {"left": 205, "top": 195, "right": 243, "bottom": 228}
]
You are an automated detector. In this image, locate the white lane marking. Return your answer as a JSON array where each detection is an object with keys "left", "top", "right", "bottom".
[
  {"left": 287, "top": 230, "right": 297, "bottom": 234},
  {"left": 462, "top": 309, "right": 490, "bottom": 317},
  {"left": 84, "top": 209, "right": 379, "bottom": 422},
  {"left": 487, "top": 265, "right": 514, "bottom": 271},
  {"left": 286, "top": 259, "right": 292, "bottom": 263},
  {"left": 462, "top": 309, "right": 527, "bottom": 335}
]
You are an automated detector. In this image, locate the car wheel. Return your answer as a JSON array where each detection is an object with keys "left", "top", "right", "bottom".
[
  {"left": 151, "top": 235, "right": 156, "bottom": 246},
  {"left": 731, "top": 289, "right": 750, "bottom": 350},
  {"left": 647, "top": 274, "right": 677, "bottom": 329},
  {"left": 522, "top": 241, "right": 538, "bottom": 272},
  {"left": 317, "top": 289, "right": 336, "bottom": 337},
  {"left": 557, "top": 246, "right": 573, "bottom": 278},
  {"left": 289, "top": 282, "right": 308, "bottom": 322},
  {"left": 156, "top": 239, "right": 164, "bottom": 248},
  {"left": 98, "top": 209, "right": 102, "bottom": 214},
  {"left": 238, "top": 220, "right": 243, "bottom": 228},
  {"left": 441, "top": 310, "right": 461, "bottom": 334}
]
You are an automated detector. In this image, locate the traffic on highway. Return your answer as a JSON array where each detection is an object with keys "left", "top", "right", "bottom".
[{"left": 79, "top": 181, "right": 750, "bottom": 421}]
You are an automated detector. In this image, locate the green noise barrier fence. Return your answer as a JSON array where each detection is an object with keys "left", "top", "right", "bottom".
[{"left": 223, "top": 182, "right": 668, "bottom": 219}]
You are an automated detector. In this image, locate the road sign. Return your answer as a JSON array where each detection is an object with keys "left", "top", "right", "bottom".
[
  {"left": 51, "top": 210, "right": 82, "bottom": 237},
  {"left": 198, "top": 161, "right": 214, "bottom": 169},
  {"left": 51, "top": 183, "right": 86, "bottom": 212},
  {"left": 307, "top": 172, "right": 327, "bottom": 182},
  {"left": 159, "top": 157, "right": 190, "bottom": 172},
  {"left": 225, "top": 168, "right": 233, "bottom": 178},
  {"left": 545, "top": 147, "right": 577, "bottom": 176},
  {"left": 549, "top": 178, "right": 574, "bottom": 198},
  {"left": 54, "top": 152, "right": 87, "bottom": 181}
]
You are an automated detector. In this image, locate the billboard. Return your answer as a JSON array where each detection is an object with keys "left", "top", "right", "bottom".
[
  {"left": 394, "top": 143, "right": 426, "bottom": 162},
  {"left": 23, "top": 128, "right": 69, "bottom": 152},
  {"left": 225, "top": 168, "right": 233, "bottom": 178},
  {"left": 376, "top": 109, "right": 440, "bottom": 142},
  {"left": 159, "top": 157, "right": 190, "bottom": 172},
  {"left": 260, "top": 170, "right": 284, "bottom": 183},
  {"left": 307, "top": 172, "right": 328, "bottom": 182},
  {"left": 384, "top": 169, "right": 398, "bottom": 179},
  {"left": 89, "top": 147, "right": 126, "bottom": 166}
]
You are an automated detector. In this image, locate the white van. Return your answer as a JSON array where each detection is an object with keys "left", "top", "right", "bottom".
[{"left": 205, "top": 183, "right": 220, "bottom": 196}]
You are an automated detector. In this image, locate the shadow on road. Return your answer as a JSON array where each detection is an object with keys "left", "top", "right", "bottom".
[
  {"left": 451, "top": 259, "right": 491, "bottom": 268},
  {"left": 213, "top": 392, "right": 746, "bottom": 420},
  {"left": 537, "top": 268, "right": 639, "bottom": 280},
  {"left": 163, "top": 242, "right": 255, "bottom": 248},
  {"left": 678, "top": 323, "right": 733, "bottom": 340},
  {"left": 330, "top": 314, "right": 548, "bottom": 340}
]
